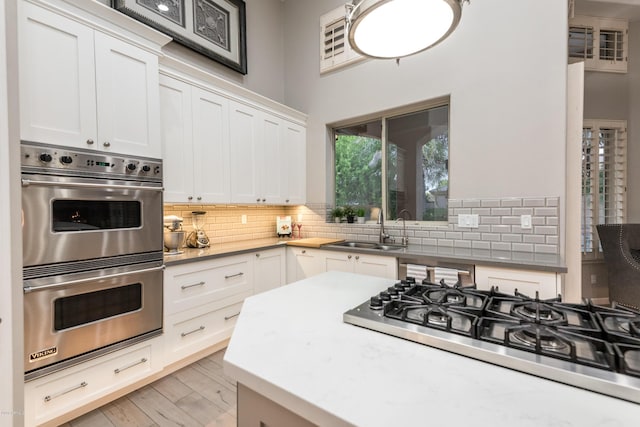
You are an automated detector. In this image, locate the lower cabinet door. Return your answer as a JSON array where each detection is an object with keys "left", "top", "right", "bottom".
[
  {"left": 25, "top": 339, "right": 161, "bottom": 426},
  {"left": 164, "top": 300, "right": 245, "bottom": 365}
]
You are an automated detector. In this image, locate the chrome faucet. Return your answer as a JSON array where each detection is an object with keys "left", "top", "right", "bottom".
[
  {"left": 397, "top": 209, "right": 411, "bottom": 246},
  {"left": 378, "top": 209, "right": 392, "bottom": 243}
]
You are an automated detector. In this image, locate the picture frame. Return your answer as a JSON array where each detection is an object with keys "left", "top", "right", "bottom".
[{"left": 112, "top": 0, "right": 247, "bottom": 74}]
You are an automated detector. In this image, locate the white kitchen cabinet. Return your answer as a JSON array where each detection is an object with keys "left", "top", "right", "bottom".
[
  {"left": 286, "top": 247, "right": 326, "bottom": 283},
  {"left": 324, "top": 251, "right": 397, "bottom": 280},
  {"left": 160, "top": 74, "right": 230, "bottom": 203},
  {"left": 24, "top": 337, "right": 163, "bottom": 427},
  {"left": 229, "top": 101, "right": 306, "bottom": 205},
  {"left": 163, "top": 254, "right": 253, "bottom": 365},
  {"left": 19, "top": 2, "right": 161, "bottom": 157},
  {"left": 253, "top": 247, "right": 286, "bottom": 294},
  {"left": 474, "top": 265, "right": 560, "bottom": 300}
]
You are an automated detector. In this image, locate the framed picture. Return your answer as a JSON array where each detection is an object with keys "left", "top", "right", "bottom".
[{"left": 112, "top": 0, "right": 247, "bottom": 74}]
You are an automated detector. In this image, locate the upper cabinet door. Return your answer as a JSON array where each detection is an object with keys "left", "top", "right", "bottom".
[
  {"left": 159, "top": 75, "right": 194, "bottom": 203},
  {"left": 229, "top": 101, "right": 260, "bottom": 204},
  {"left": 282, "top": 121, "right": 306, "bottom": 205},
  {"left": 94, "top": 32, "right": 161, "bottom": 157},
  {"left": 19, "top": 2, "right": 97, "bottom": 147},
  {"left": 192, "top": 86, "right": 230, "bottom": 203},
  {"left": 260, "top": 115, "right": 284, "bottom": 204}
]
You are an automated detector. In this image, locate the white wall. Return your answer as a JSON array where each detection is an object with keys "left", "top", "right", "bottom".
[
  {"left": 283, "top": 0, "right": 569, "bottom": 206},
  {"left": 97, "top": 0, "right": 286, "bottom": 103}
]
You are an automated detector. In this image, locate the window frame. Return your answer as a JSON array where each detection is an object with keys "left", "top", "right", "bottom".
[
  {"left": 581, "top": 119, "right": 627, "bottom": 261},
  {"left": 330, "top": 97, "right": 451, "bottom": 224},
  {"left": 569, "top": 15, "right": 628, "bottom": 73}
]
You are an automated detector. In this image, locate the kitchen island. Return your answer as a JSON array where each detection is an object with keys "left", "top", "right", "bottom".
[{"left": 224, "top": 271, "right": 640, "bottom": 427}]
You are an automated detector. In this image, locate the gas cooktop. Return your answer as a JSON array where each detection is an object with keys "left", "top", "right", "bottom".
[{"left": 343, "top": 277, "right": 640, "bottom": 404}]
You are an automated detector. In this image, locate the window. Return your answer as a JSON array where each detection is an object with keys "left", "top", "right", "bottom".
[
  {"left": 333, "top": 101, "right": 449, "bottom": 222},
  {"left": 320, "top": 6, "right": 364, "bottom": 73},
  {"left": 581, "top": 120, "right": 627, "bottom": 259},
  {"left": 569, "top": 16, "right": 627, "bottom": 73}
]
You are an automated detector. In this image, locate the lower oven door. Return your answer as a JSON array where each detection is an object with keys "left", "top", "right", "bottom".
[{"left": 23, "top": 262, "right": 163, "bottom": 379}]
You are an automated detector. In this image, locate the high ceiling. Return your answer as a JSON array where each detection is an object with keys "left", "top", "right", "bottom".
[{"left": 575, "top": 0, "right": 640, "bottom": 22}]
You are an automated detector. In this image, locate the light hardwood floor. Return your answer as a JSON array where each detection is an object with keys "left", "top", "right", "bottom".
[{"left": 60, "top": 348, "right": 236, "bottom": 427}]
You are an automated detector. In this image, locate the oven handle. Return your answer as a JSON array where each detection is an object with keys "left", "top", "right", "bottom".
[
  {"left": 23, "top": 265, "right": 165, "bottom": 293},
  {"left": 21, "top": 178, "right": 163, "bottom": 192}
]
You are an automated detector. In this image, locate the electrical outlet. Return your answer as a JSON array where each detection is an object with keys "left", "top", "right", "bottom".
[
  {"left": 457, "top": 214, "right": 479, "bottom": 228},
  {"left": 241, "top": 214, "right": 247, "bottom": 224},
  {"left": 520, "top": 215, "right": 532, "bottom": 229}
]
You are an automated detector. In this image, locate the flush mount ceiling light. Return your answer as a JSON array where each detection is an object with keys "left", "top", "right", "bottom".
[{"left": 346, "top": 0, "right": 466, "bottom": 60}]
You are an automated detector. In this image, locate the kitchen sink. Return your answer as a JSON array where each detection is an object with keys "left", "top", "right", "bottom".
[{"left": 330, "top": 241, "right": 405, "bottom": 251}]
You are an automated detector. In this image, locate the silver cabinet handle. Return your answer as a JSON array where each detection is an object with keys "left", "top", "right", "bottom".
[
  {"left": 103, "top": 141, "right": 111, "bottom": 147},
  {"left": 348, "top": 255, "right": 352, "bottom": 259},
  {"left": 262, "top": 198, "right": 266, "bottom": 202},
  {"left": 181, "top": 281, "right": 205, "bottom": 290},
  {"left": 44, "top": 381, "right": 88, "bottom": 402},
  {"left": 355, "top": 255, "right": 360, "bottom": 260},
  {"left": 181, "top": 326, "right": 205, "bottom": 337},
  {"left": 256, "top": 198, "right": 260, "bottom": 202},
  {"left": 114, "top": 357, "right": 147, "bottom": 374},
  {"left": 255, "top": 253, "right": 260, "bottom": 258},
  {"left": 301, "top": 250, "right": 306, "bottom": 254},
  {"left": 224, "top": 272, "right": 244, "bottom": 279},
  {"left": 197, "top": 196, "right": 202, "bottom": 201},
  {"left": 86, "top": 139, "right": 94, "bottom": 145},
  {"left": 188, "top": 196, "right": 193, "bottom": 201},
  {"left": 286, "top": 199, "right": 290, "bottom": 203},
  {"left": 225, "top": 312, "right": 240, "bottom": 321}
]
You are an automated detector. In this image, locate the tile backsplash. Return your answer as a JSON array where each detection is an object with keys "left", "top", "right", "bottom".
[{"left": 164, "top": 196, "right": 560, "bottom": 254}]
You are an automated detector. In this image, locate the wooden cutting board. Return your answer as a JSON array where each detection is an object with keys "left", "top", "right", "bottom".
[{"left": 286, "top": 238, "right": 345, "bottom": 248}]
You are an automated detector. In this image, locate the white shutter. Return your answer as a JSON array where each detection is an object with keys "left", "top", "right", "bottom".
[
  {"left": 582, "top": 120, "right": 627, "bottom": 259},
  {"left": 569, "top": 16, "right": 627, "bottom": 73},
  {"left": 320, "top": 6, "right": 364, "bottom": 74}
]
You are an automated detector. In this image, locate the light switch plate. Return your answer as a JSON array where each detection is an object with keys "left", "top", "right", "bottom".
[
  {"left": 458, "top": 214, "right": 479, "bottom": 228},
  {"left": 521, "top": 214, "right": 532, "bottom": 229}
]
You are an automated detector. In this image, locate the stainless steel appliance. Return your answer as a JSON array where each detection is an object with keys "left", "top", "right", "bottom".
[
  {"left": 344, "top": 277, "right": 640, "bottom": 404},
  {"left": 21, "top": 141, "right": 164, "bottom": 380}
]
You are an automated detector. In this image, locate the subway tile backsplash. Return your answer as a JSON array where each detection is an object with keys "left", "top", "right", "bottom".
[{"left": 163, "top": 196, "right": 560, "bottom": 254}]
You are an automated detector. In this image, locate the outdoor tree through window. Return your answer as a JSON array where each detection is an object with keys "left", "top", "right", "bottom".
[{"left": 334, "top": 102, "right": 449, "bottom": 222}]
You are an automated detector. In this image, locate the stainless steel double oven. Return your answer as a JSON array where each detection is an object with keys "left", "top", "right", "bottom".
[{"left": 21, "top": 141, "right": 164, "bottom": 380}]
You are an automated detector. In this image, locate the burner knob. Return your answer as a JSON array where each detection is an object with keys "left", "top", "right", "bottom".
[
  {"left": 39, "top": 153, "right": 52, "bottom": 163},
  {"left": 127, "top": 163, "right": 137, "bottom": 171},
  {"left": 60, "top": 155, "right": 73, "bottom": 164},
  {"left": 141, "top": 165, "right": 151, "bottom": 172},
  {"left": 405, "top": 276, "right": 416, "bottom": 284},
  {"left": 369, "top": 296, "right": 383, "bottom": 309},
  {"left": 387, "top": 287, "right": 399, "bottom": 295},
  {"left": 379, "top": 292, "right": 391, "bottom": 302}
]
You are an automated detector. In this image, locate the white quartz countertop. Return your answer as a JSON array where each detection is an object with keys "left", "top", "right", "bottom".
[{"left": 224, "top": 271, "right": 640, "bottom": 427}]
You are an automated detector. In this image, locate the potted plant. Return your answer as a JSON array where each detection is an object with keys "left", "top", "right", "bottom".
[
  {"left": 330, "top": 207, "right": 344, "bottom": 223},
  {"left": 356, "top": 208, "right": 366, "bottom": 224},
  {"left": 343, "top": 206, "right": 356, "bottom": 223}
]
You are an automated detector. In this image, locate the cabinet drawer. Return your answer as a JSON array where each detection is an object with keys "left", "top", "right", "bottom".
[
  {"left": 475, "top": 266, "right": 559, "bottom": 300},
  {"left": 25, "top": 339, "right": 161, "bottom": 426},
  {"left": 165, "top": 254, "right": 253, "bottom": 315},
  {"left": 164, "top": 301, "right": 245, "bottom": 365}
]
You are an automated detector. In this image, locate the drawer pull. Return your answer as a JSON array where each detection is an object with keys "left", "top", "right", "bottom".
[
  {"left": 44, "top": 381, "right": 88, "bottom": 402},
  {"left": 224, "top": 272, "right": 244, "bottom": 279},
  {"left": 181, "top": 326, "right": 205, "bottom": 337},
  {"left": 114, "top": 357, "right": 148, "bottom": 374},
  {"left": 181, "top": 281, "right": 205, "bottom": 290},
  {"left": 224, "top": 312, "right": 241, "bottom": 321}
]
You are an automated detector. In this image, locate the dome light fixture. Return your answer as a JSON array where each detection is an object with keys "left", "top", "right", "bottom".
[{"left": 346, "top": 0, "right": 466, "bottom": 60}]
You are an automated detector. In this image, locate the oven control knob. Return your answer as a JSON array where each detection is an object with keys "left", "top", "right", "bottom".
[
  {"left": 141, "top": 165, "right": 151, "bottom": 172},
  {"left": 60, "top": 156, "right": 73, "bottom": 164},
  {"left": 127, "top": 163, "right": 137, "bottom": 171},
  {"left": 39, "top": 153, "right": 52, "bottom": 163}
]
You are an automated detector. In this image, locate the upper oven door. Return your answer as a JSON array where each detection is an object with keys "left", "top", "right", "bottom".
[{"left": 22, "top": 173, "right": 163, "bottom": 267}]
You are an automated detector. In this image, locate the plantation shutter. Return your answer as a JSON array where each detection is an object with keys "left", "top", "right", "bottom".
[
  {"left": 319, "top": 6, "right": 364, "bottom": 73},
  {"left": 568, "top": 16, "right": 627, "bottom": 73},
  {"left": 582, "top": 120, "right": 627, "bottom": 258}
]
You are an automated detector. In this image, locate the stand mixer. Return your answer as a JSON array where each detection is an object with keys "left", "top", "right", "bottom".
[
  {"left": 186, "top": 211, "right": 210, "bottom": 248},
  {"left": 163, "top": 215, "right": 185, "bottom": 254}
]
